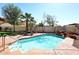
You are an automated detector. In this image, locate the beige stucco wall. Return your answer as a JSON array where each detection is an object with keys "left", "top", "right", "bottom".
[
  {"left": 13, "top": 26, "right": 54, "bottom": 32},
  {"left": 33, "top": 26, "right": 54, "bottom": 33}
]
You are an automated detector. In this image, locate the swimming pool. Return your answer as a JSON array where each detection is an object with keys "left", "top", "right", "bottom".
[{"left": 9, "top": 34, "right": 64, "bottom": 52}]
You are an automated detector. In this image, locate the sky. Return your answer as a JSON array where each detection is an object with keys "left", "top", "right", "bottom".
[{"left": 0, "top": 3, "right": 79, "bottom": 26}]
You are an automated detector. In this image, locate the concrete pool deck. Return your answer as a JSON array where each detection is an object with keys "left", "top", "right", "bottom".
[{"left": 0, "top": 33, "right": 79, "bottom": 55}]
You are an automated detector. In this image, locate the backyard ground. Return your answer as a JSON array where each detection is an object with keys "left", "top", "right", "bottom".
[{"left": 0, "top": 33, "right": 79, "bottom": 55}]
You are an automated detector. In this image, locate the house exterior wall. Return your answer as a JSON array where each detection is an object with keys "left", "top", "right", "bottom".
[{"left": 0, "top": 21, "right": 4, "bottom": 25}]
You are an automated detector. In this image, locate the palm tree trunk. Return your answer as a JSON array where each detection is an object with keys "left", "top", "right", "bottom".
[
  {"left": 42, "top": 26, "right": 44, "bottom": 32},
  {"left": 13, "top": 21, "right": 15, "bottom": 32},
  {"left": 14, "top": 25, "right": 15, "bottom": 32},
  {"left": 26, "top": 19, "right": 28, "bottom": 33}
]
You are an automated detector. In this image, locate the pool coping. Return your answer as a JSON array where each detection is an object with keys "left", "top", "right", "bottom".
[
  {"left": 8, "top": 33, "right": 65, "bottom": 53},
  {"left": 18, "top": 33, "right": 64, "bottom": 41}
]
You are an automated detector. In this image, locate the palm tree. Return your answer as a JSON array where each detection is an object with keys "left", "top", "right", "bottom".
[
  {"left": 2, "top": 4, "right": 22, "bottom": 32},
  {"left": 20, "top": 13, "right": 32, "bottom": 33},
  {"left": 29, "top": 17, "right": 36, "bottom": 32}
]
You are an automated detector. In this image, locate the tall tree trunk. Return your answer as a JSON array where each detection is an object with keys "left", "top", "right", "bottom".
[
  {"left": 42, "top": 26, "right": 44, "bottom": 32},
  {"left": 13, "top": 21, "right": 15, "bottom": 32},
  {"left": 26, "top": 19, "right": 28, "bottom": 33}
]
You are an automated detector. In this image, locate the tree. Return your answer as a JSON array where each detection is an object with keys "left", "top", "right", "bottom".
[
  {"left": 45, "top": 14, "right": 56, "bottom": 27},
  {"left": 20, "top": 13, "right": 32, "bottom": 33},
  {"left": 38, "top": 22, "right": 44, "bottom": 27},
  {"left": 2, "top": 4, "right": 22, "bottom": 32},
  {"left": 28, "top": 17, "right": 36, "bottom": 32},
  {"left": 37, "top": 22, "right": 45, "bottom": 32}
]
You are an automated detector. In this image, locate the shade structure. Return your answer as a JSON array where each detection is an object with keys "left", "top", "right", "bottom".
[
  {"left": 0, "top": 23, "right": 13, "bottom": 31},
  {"left": 0, "top": 23, "right": 13, "bottom": 28}
]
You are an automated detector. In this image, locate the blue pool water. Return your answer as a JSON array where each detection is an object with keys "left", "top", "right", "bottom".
[{"left": 9, "top": 34, "right": 64, "bottom": 52}]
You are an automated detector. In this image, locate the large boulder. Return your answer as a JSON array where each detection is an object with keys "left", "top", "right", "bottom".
[{"left": 63, "top": 25, "right": 78, "bottom": 34}]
